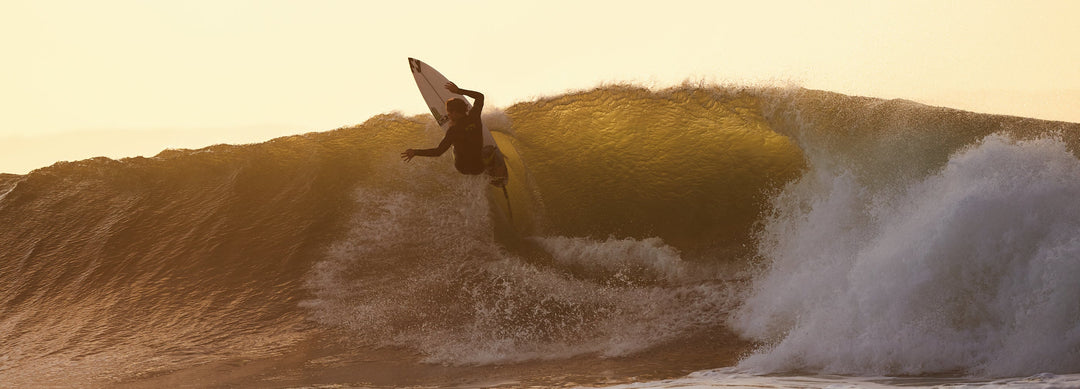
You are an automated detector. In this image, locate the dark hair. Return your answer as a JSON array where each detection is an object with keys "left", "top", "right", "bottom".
[{"left": 446, "top": 98, "right": 467, "bottom": 114}]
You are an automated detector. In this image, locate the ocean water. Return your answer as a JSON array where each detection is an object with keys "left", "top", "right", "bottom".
[{"left": 1, "top": 85, "right": 1078, "bottom": 388}]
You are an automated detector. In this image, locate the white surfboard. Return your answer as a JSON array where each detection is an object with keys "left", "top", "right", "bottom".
[{"left": 408, "top": 57, "right": 497, "bottom": 147}]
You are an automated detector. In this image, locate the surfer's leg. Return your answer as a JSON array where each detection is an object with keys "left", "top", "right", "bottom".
[{"left": 482, "top": 146, "right": 508, "bottom": 187}]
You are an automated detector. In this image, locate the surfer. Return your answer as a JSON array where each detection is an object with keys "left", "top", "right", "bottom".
[{"left": 401, "top": 82, "right": 507, "bottom": 185}]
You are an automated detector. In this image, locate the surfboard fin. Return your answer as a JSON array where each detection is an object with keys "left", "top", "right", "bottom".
[{"left": 502, "top": 186, "right": 513, "bottom": 222}]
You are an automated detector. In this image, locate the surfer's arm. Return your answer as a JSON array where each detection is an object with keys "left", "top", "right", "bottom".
[
  {"left": 402, "top": 133, "right": 454, "bottom": 161},
  {"left": 445, "top": 82, "right": 484, "bottom": 116},
  {"left": 459, "top": 88, "right": 483, "bottom": 113}
]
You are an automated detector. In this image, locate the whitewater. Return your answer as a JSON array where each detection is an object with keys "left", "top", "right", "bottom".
[{"left": 1, "top": 85, "right": 1078, "bottom": 388}]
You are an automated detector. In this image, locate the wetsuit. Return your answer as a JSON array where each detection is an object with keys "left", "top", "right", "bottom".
[{"left": 413, "top": 89, "right": 485, "bottom": 175}]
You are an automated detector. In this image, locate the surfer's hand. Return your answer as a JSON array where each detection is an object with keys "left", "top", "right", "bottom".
[
  {"left": 445, "top": 82, "right": 462, "bottom": 94},
  {"left": 401, "top": 149, "right": 416, "bottom": 162}
]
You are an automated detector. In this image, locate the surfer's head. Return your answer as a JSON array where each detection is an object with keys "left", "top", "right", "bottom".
[{"left": 446, "top": 98, "right": 468, "bottom": 121}]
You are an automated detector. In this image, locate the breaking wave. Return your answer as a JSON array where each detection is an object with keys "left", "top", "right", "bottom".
[{"left": 1, "top": 84, "right": 1078, "bottom": 386}]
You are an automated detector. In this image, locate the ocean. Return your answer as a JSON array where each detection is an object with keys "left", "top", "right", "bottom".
[{"left": 1, "top": 85, "right": 1078, "bottom": 388}]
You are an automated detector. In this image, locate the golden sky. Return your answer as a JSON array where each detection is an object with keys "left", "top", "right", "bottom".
[{"left": 2, "top": 0, "right": 1078, "bottom": 174}]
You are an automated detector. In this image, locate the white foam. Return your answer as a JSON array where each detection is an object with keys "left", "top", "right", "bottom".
[
  {"left": 732, "top": 135, "right": 1080, "bottom": 377},
  {"left": 604, "top": 370, "right": 1080, "bottom": 389},
  {"left": 303, "top": 181, "right": 739, "bottom": 364},
  {"left": 531, "top": 236, "right": 687, "bottom": 282}
]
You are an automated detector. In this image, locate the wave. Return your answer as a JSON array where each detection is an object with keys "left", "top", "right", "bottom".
[
  {"left": 733, "top": 134, "right": 1080, "bottom": 377},
  {"left": 1, "top": 85, "right": 1077, "bottom": 386}
]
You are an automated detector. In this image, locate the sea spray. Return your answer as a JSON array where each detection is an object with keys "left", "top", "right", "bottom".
[
  {"left": 732, "top": 135, "right": 1080, "bottom": 376},
  {"left": 303, "top": 182, "right": 741, "bottom": 364}
]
